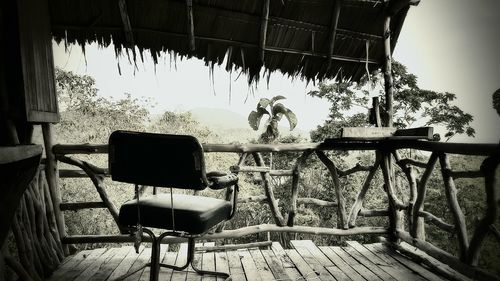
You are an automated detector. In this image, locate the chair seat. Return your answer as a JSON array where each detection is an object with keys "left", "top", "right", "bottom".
[{"left": 119, "top": 193, "right": 232, "bottom": 234}]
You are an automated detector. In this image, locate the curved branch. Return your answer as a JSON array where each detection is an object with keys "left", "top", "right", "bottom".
[
  {"left": 467, "top": 156, "right": 500, "bottom": 265},
  {"left": 337, "top": 163, "right": 373, "bottom": 177},
  {"left": 57, "top": 155, "right": 122, "bottom": 231},
  {"left": 418, "top": 211, "right": 454, "bottom": 233},
  {"left": 253, "top": 152, "right": 286, "bottom": 226},
  {"left": 288, "top": 150, "right": 312, "bottom": 226},
  {"left": 348, "top": 154, "right": 380, "bottom": 227},
  {"left": 315, "top": 151, "right": 348, "bottom": 229}
]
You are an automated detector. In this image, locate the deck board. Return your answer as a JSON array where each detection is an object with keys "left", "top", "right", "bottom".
[
  {"left": 46, "top": 240, "right": 466, "bottom": 281},
  {"left": 347, "top": 241, "right": 426, "bottom": 281}
]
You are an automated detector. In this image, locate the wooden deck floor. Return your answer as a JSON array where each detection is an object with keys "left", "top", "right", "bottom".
[{"left": 46, "top": 240, "right": 469, "bottom": 281}]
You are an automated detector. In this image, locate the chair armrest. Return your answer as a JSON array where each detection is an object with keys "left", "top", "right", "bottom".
[{"left": 207, "top": 173, "right": 238, "bottom": 190}]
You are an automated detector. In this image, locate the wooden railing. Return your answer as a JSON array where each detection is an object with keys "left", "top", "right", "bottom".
[{"left": 52, "top": 139, "right": 500, "bottom": 280}]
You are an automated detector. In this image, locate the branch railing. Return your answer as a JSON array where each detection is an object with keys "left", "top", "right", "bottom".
[{"left": 52, "top": 139, "right": 500, "bottom": 280}]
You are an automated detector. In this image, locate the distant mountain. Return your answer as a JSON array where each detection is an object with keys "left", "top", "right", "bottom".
[{"left": 189, "top": 107, "right": 250, "bottom": 130}]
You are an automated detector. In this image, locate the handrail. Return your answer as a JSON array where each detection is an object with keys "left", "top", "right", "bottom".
[
  {"left": 53, "top": 139, "right": 500, "bottom": 155},
  {"left": 52, "top": 139, "right": 500, "bottom": 281}
]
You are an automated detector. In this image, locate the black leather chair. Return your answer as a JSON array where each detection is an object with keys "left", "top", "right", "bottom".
[{"left": 109, "top": 131, "right": 238, "bottom": 281}]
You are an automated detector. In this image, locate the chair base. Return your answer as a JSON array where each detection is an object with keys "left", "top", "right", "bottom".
[{"left": 113, "top": 229, "right": 230, "bottom": 281}]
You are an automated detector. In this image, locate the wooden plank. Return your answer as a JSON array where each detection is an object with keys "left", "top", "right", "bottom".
[
  {"left": 226, "top": 251, "right": 247, "bottom": 281},
  {"left": 171, "top": 243, "right": 189, "bottom": 281},
  {"left": 202, "top": 242, "right": 216, "bottom": 281},
  {"left": 65, "top": 248, "right": 107, "bottom": 280},
  {"left": 291, "top": 240, "right": 349, "bottom": 281},
  {"left": 249, "top": 248, "right": 275, "bottom": 280},
  {"left": 365, "top": 244, "right": 443, "bottom": 281},
  {"left": 187, "top": 242, "right": 204, "bottom": 281},
  {"left": 108, "top": 246, "right": 145, "bottom": 280},
  {"left": 388, "top": 242, "right": 473, "bottom": 281},
  {"left": 238, "top": 250, "right": 262, "bottom": 281},
  {"left": 394, "top": 127, "right": 433, "bottom": 140},
  {"left": 346, "top": 242, "right": 425, "bottom": 281},
  {"left": 270, "top": 242, "right": 294, "bottom": 268},
  {"left": 124, "top": 247, "right": 151, "bottom": 281},
  {"left": 285, "top": 249, "right": 317, "bottom": 281},
  {"left": 47, "top": 250, "right": 93, "bottom": 280},
  {"left": 318, "top": 246, "right": 365, "bottom": 281},
  {"left": 331, "top": 246, "right": 382, "bottom": 281},
  {"left": 140, "top": 245, "right": 168, "bottom": 281},
  {"left": 290, "top": 241, "right": 335, "bottom": 281},
  {"left": 260, "top": 249, "right": 289, "bottom": 281},
  {"left": 215, "top": 251, "right": 230, "bottom": 281},
  {"left": 74, "top": 248, "right": 116, "bottom": 281},
  {"left": 91, "top": 247, "right": 133, "bottom": 281},
  {"left": 159, "top": 251, "right": 179, "bottom": 280},
  {"left": 343, "top": 243, "right": 397, "bottom": 281},
  {"left": 341, "top": 127, "right": 396, "bottom": 139}
]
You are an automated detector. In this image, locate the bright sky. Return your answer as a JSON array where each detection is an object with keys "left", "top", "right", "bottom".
[{"left": 53, "top": 0, "right": 500, "bottom": 143}]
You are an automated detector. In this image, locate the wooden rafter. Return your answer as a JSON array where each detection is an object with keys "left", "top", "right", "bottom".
[
  {"left": 259, "top": 0, "right": 270, "bottom": 63},
  {"left": 117, "top": 0, "right": 134, "bottom": 47},
  {"left": 54, "top": 24, "right": 381, "bottom": 65},
  {"left": 386, "top": 0, "right": 420, "bottom": 16},
  {"left": 186, "top": 0, "right": 195, "bottom": 51},
  {"left": 326, "top": 0, "right": 342, "bottom": 70}
]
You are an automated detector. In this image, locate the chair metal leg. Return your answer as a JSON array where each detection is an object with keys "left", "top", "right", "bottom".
[{"left": 113, "top": 231, "right": 231, "bottom": 281}]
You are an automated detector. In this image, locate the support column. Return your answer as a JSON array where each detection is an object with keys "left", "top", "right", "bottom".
[
  {"left": 42, "top": 123, "right": 68, "bottom": 255},
  {"left": 383, "top": 16, "right": 394, "bottom": 127}
]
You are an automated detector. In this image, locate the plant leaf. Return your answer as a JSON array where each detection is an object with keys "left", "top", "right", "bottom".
[
  {"left": 284, "top": 109, "right": 298, "bottom": 130},
  {"left": 248, "top": 107, "right": 269, "bottom": 130},
  {"left": 272, "top": 103, "right": 287, "bottom": 116},
  {"left": 258, "top": 98, "right": 271, "bottom": 109},
  {"left": 271, "top": 95, "right": 286, "bottom": 103},
  {"left": 271, "top": 103, "right": 297, "bottom": 130}
]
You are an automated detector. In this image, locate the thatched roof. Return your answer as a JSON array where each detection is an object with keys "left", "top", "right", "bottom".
[{"left": 49, "top": 0, "right": 418, "bottom": 83}]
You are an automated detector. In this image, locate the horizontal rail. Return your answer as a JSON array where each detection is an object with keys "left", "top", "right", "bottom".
[
  {"left": 62, "top": 225, "right": 388, "bottom": 244},
  {"left": 53, "top": 140, "right": 500, "bottom": 156},
  {"left": 60, "top": 202, "right": 107, "bottom": 211}
]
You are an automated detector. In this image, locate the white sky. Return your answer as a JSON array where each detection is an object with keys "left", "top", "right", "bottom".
[{"left": 53, "top": 0, "right": 500, "bottom": 143}]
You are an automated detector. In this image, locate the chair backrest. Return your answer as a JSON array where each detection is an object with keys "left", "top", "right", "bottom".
[{"left": 109, "top": 130, "right": 209, "bottom": 190}]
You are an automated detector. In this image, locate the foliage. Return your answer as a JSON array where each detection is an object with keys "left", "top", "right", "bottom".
[
  {"left": 55, "top": 68, "right": 151, "bottom": 144},
  {"left": 248, "top": 95, "right": 297, "bottom": 143},
  {"left": 493, "top": 89, "right": 500, "bottom": 116},
  {"left": 308, "top": 61, "right": 475, "bottom": 141}
]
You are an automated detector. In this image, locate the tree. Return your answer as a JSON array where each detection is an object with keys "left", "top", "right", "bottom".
[
  {"left": 308, "top": 61, "right": 475, "bottom": 142},
  {"left": 55, "top": 68, "right": 151, "bottom": 144},
  {"left": 248, "top": 95, "right": 297, "bottom": 143}
]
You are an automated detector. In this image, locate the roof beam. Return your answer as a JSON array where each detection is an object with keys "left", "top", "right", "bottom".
[
  {"left": 326, "top": 0, "right": 342, "bottom": 70},
  {"left": 386, "top": 0, "right": 420, "bottom": 16},
  {"left": 186, "top": 0, "right": 195, "bottom": 51},
  {"left": 259, "top": 0, "right": 270, "bottom": 63},
  {"left": 117, "top": 0, "right": 134, "bottom": 47},
  {"left": 53, "top": 24, "right": 381, "bottom": 65}
]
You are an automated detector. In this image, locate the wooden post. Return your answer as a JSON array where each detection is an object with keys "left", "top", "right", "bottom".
[
  {"left": 41, "top": 123, "right": 68, "bottom": 255},
  {"left": 383, "top": 16, "right": 394, "bottom": 127},
  {"left": 411, "top": 152, "right": 438, "bottom": 240},
  {"left": 259, "top": 0, "right": 270, "bottom": 63},
  {"left": 467, "top": 156, "right": 500, "bottom": 265},
  {"left": 439, "top": 153, "right": 469, "bottom": 261},
  {"left": 380, "top": 151, "right": 404, "bottom": 242},
  {"left": 185, "top": 0, "right": 195, "bottom": 51},
  {"left": 348, "top": 153, "right": 380, "bottom": 227},
  {"left": 287, "top": 150, "right": 312, "bottom": 227},
  {"left": 315, "top": 151, "right": 348, "bottom": 229},
  {"left": 253, "top": 153, "right": 286, "bottom": 226},
  {"left": 372, "top": 97, "right": 382, "bottom": 127},
  {"left": 326, "top": 0, "right": 342, "bottom": 71}
]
